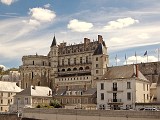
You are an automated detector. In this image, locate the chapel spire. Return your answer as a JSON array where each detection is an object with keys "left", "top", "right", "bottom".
[{"left": 51, "top": 35, "right": 57, "bottom": 47}]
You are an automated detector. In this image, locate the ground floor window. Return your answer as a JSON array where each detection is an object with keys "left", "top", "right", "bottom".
[{"left": 99, "top": 104, "right": 105, "bottom": 110}]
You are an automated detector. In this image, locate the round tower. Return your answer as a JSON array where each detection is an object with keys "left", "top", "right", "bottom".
[{"left": 48, "top": 35, "right": 58, "bottom": 90}]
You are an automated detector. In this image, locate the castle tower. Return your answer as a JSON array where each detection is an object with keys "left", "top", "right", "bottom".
[
  {"left": 91, "top": 35, "right": 109, "bottom": 87},
  {"left": 48, "top": 35, "right": 58, "bottom": 89}
]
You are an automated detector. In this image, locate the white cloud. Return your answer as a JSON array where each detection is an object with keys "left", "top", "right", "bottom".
[
  {"left": 0, "top": 0, "right": 16, "bottom": 5},
  {"left": 104, "top": 17, "right": 139, "bottom": 30},
  {"left": 0, "top": 65, "right": 6, "bottom": 70},
  {"left": 44, "top": 3, "right": 51, "bottom": 8},
  {"left": 67, "top": 19, "right": 93, "bottom": 32},
  {"left": 138, "top": 33, "right": 150, "bottom": 39},
  {"left": 125, "top": 55, "right": 158, "bottom": 64},
  {"left": 29, "top": 7, "right": 56, "bottom": 22}
]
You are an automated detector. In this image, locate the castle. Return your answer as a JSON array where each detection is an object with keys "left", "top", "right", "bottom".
[{"left": 20, "top": 35, "right": 109, "bottom": 90}]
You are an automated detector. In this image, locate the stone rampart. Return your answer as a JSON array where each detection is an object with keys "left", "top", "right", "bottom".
[
  {"left": 22, "top": 108, "right": 160, "bottom": 120},
  {"left": 0, "top": 114, "right": 20, "bottom": 120}
]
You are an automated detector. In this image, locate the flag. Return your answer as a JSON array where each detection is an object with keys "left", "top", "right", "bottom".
[
  {"left": 144, "top": 51, "right": 147, "bottom": 56},
  {"left": 115, "top": 54, "right": 117, "bottom": 60},
  {"left": 125, "top": 54, "right": 127, "bottom": 60},
  {"left": 135, "top": 52, "right": 137, "bottom": 57}
]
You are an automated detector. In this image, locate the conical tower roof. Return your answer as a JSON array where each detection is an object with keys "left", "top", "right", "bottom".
[{"left": 51, "top": 35, "right": 56, "bottom": 47}]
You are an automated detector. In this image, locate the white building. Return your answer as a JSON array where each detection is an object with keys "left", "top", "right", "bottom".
[
  {"left": 1, "top": 71, "right": 20, "bottom": 82},
  {"left": 0, "top": 81, "right": 21, "bottom": 112},
  {"left": 10, "top": 85, "right": 52, "bottom": 112},
  {"left": 97, "top": 65, "right": 150, "bottom": 110}
]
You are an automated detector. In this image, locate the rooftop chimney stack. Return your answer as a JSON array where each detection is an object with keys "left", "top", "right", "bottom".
[{"left": 98, "top": 35, "right": 103, "bottom": 43}]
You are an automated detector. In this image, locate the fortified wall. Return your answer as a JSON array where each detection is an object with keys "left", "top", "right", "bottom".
[
  {"left": 22, "top": 108, "right": 160, "bottom": 120},
  {"left": 138, "top": 61, "right": 160, "bottom": 83}
]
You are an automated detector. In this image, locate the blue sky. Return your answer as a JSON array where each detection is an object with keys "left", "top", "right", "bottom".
[{"left": 0, "top": 0, "right": 160, "bottom": 69}]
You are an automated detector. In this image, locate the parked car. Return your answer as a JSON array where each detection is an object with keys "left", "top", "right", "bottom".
[{"left": 143, "top": 108, "right": 159, "bottom": 111}]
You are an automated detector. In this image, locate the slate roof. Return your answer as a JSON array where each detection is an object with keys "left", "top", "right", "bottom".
[
  {"left": 102, "top": 65, "right": 148, "bottom": 81},
  {"left": 51, "top": 35, "right": 56, "bottom": 47},
  {"left": 16, "top": 86, "right": 52, "bottom": 97},
  {"left": 53, "top": 88, "right": 96, "bottom": 96},
  {"left": 0, "top": 81, "right": 21, "bottom": 92},
  {"left": 93, "top": 42, "right": 106, "bottom": 55}
]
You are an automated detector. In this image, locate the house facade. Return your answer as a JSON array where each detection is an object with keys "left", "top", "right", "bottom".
[
  {"left": 0, "top": 81, "right": 21, "bottom": 112},
  {"left": 97, "top": 65, "right": 150, "bottom": 110},
  {"left": 53, "top": 85, "right": 97, "bottom": 109},
  {"left": 20, "top": 35, "right": 108, "bottom": 90},
  {"left": 10, "top": 86, "right": 52, "bottom": 112}
]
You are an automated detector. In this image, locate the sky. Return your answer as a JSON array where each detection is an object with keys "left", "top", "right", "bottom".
[{"left": 0, "top": 0, "right": 160, "bottom": 69}]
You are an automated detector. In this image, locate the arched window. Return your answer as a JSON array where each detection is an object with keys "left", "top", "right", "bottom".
[
  {"left": 38, "top": 81, "right": 40, "bottom": 86},
  {"left": 85, "top": 66, "right": 89, "bottom": 70},
  {"left": 67, "top": 68, "right": 71, "bottom": 71},
  {"left": 79, "top": 67, "right": 83, "bottom": 70},
  {"left": 62, "top": 69, "right": 65, "bottom": 72},
  {"left": 73, "top": 68, "right": 77, "bottom": 71}
]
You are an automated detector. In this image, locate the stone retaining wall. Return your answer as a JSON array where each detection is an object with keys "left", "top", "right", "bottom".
[{"left": 22, "top": 108, "right": 160, "bottom": 120}]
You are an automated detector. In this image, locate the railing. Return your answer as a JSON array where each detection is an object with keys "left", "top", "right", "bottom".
[
  {"left": 107, "top": 88, "right": 123, "bottom": 92},
  {"left": 108, "top": 99, "right": 122, "bottom": 103}
]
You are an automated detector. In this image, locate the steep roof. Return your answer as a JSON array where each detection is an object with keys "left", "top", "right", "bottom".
[
  {"left": 51, "top": 35, "right": 56, "bottom": 47},
  {"left": 93, "top": 42, "right": 106, "bottom": 55},
  {"left": 0, "top": 81, "right": 21, "bottom": 92},
  {"left": 16, "top": 86, "right": 52, "bottom": 97},
  {"left": 53, "top": 88, "right": 96, "bottom": 96},
  {"left": 102, "top": 65, "right": 148, "bottom": 81}
]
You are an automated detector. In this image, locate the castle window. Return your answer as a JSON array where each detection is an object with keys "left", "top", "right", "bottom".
[
  {"left": 31, "top": 72, "right": 34, "bottom": 79},
  {"left": 68, "top": 58, "right": 70, "bottom": 65},
  {"left": 67, "top": 68, "right": 71, "bottom": 71},
  {"left": 74, "top": 58, "right": 76, "bottom": 64},
  {"left": 96, "top": 70, "right": 99, "bottom": 74},
  {"left": 80, "top": 57, "right": 82, "bottom": 64},
  {"left": 42, "top": 61, "right": 45, "bottom": 66},
  {"left": 49, "top": 62, "right": 51, "bottom": 66},
  {"left": 33, "top": 61, "right": 34, "bottom": 65},
  {"left": 38, "top": 81, "right": 40, "bottom": 86},
  {"left": 79, "top": 67, "right": 83, "bottom": 71},
  {"left": 73, "top": 68, "right": 77, "bottom": 71},
  {"left": 62, "top": 59, "right": 64, "bottom": 66},
  {"left": 86, "top": 56, "right": 88, "bottom": 63},
  {"left": 26, "top": 83, "right": 28, "bottom": 88},
  {"left": 62, "top": 69, "right": 65, "bottom": 72},
  {"left": 96, "top": 57, "right": 98, "bottom": 61},
  {"left": 96, "top": 64, "right": 98, "bottom": 68},
  {"left": 85, "top": 66, "right": 89, "bottom": 70}
]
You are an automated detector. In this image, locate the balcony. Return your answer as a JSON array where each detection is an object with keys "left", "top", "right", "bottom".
[
  {"left": 107, "top": 87, "right": 123, "bottom": 93},
  {"left": 108, "top": 99, "right": 123, "bottom": 104}
]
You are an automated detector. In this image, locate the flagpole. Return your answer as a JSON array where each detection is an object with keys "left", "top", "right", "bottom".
[
  {"left": 115, "top": 54, "right": 118, "bottom": 66},
  {"left": 135, "top": 52, "right": 137, "bottom": 64},
  {"left": 125, "top": 54, "right": 127, "bottom": 65},
  {"left": 158, "top": 48, "right": 159, "bottom": 61}
]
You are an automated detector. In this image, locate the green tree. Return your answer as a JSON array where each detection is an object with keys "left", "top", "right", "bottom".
[
  {"left": 50, "top": 99, "right": 62, "bottom": 108},
  {"left": 0, "top": 67, "right": 4, "bottom": 75}
]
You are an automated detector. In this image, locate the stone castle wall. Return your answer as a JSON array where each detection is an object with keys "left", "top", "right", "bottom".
[
  {"left": 138, "top": 61, "right": 160, "bottom": 83},
  {"left": 22, "top": 108, "right": 160, "bottom": 120}
]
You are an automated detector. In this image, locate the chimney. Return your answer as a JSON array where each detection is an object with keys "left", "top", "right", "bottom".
[
  {"left": 135, "top": 64, "right": 139, "bottom": 77},
  {"left": 84, "top": 38, "right": 90, "bottom": 45},
  {"left": 98, "top": 35, "right": 103, "bottom": 43}
]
